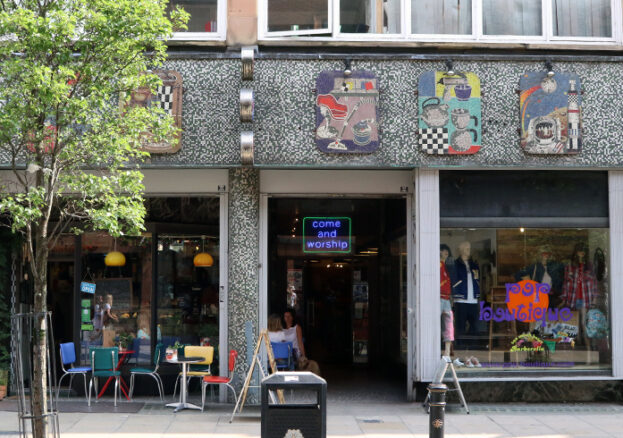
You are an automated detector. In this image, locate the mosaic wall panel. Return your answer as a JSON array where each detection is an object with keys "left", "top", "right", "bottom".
[
  {"left": 144, "top": 59, "right": 240, "bottom": 167},
  {"left": 520, "top": 72, "right": 583, "bottom": 154},
  {"left": 227, "top": 168, "right": 260, "bottom": 394},
  {"left": 3, "top": 56, "right": 622, "bottom": 168},
  {"left": 417, "top": 71, "right": 481, "bottom": 155},
  {"left": 315, "top": 70, "right": 380, "bottom": 153},
  {"left": 252, "top": 59, "right": 622, "bottom": 168}
]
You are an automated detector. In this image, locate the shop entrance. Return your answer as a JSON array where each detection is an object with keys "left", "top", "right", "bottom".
[{"left": 267, "top": 197, "right": 408, "bottom": 398}]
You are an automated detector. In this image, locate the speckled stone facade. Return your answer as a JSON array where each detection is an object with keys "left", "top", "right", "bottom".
[
  {"left": 151, "top": 56, "right": 623, "bottom": 169},
  {"left": 227, "top": 168, "right": 260, "bottom": 386}
]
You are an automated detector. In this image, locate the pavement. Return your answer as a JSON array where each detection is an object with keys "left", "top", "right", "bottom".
[{"left": 1, "top": 397, "right": 623, "bottom": 438}]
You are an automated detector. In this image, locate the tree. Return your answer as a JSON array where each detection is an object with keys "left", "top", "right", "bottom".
[{"left": 0, "top": 0, "right": 187, "bottom": 435}]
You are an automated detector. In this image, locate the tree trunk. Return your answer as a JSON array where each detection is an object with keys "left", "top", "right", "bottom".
[{"left": 31, "top": 231, "right": 49, "bottom": 438}]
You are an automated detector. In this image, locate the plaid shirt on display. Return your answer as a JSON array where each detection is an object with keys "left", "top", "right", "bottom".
[{"left": 562, "top": 263, "right": 598, "bottom": 309}]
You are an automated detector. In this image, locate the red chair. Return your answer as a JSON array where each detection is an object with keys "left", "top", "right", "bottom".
[{"left": 201, "top": 350, "right": 238, "bottom": 411}]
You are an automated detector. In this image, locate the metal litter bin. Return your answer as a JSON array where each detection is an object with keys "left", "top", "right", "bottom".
[{"left": 261, "top": 371, "right": 327, "bottom": 438}]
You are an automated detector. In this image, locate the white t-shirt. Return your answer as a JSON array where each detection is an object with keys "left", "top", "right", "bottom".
[
  {"left": 268, "top": 330, "right": 286, "bottom": 343},
  {"left": 282, "top": 326, "right": 301, "bottom": 357}
]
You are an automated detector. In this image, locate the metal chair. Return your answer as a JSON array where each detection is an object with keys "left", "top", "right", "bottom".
[
  {"left": 271, "top": 342, "right": 295, "bottom": 371},
  {"left": 129, "top": 343, "right": 165, "bottom": 401},
  {"left": 57, "top": 342, "right": 91, "bottom": 402},
  {"left": 172, "top": 345, "right": 214, "bottom": 399},
  {"left": 201, "top": 350, "right": 238, "bottom": 411},
  {"left": 88, "top": 347, "right": 121, "bottom": 406}
]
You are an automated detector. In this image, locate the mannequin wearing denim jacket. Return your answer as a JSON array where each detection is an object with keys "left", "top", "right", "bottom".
[{"left": 453, "top": 241, "right": 480, "bottom": 350}]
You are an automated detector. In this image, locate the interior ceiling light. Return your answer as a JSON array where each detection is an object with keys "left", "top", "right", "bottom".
[
  {"left": 105, "top": 240, "right": 126, "bottom": 267},
  {"left": 194, "top": 236, "right": 214, "bottom": 267}
]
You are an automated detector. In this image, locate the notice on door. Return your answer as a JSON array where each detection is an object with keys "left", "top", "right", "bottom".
[{"left": 303, "top": 217, "right": 351, "bottom": 253}]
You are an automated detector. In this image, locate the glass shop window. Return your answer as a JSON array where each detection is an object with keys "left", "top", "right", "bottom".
[
  {"left": 439, "top": 171, "right": 611, "bottom": 375},
  {"left": 170, "top": 0, "right": 220, "bottom": 33},
  {"left": 156, "top": 235, "right": 219, "bottom": 349},
  {"left": 80, "top": 233, "right": 153, "bottom": 363}
]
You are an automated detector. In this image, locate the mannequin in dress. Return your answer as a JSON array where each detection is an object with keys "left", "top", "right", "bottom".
[{"left": 562, "top": 242, "right": 598, "bottom": 363}]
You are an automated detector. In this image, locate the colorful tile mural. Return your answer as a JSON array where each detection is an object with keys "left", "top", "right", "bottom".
[
  {"left": 315, "top": 71, "right": 380, "bottom": 154},
  {"left": 417, "top": 71, "right": 481, "bottom": 155},
  {"left": 519, "top": 72, "right": 582, "bottom": 155},
  {"left": 125, "top": 70, "right": 183, "bottom": 154}
]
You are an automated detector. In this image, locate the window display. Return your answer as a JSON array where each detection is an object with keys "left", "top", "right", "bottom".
[{"left": 440, "top": 228, "right": 611, "bottom": 374}]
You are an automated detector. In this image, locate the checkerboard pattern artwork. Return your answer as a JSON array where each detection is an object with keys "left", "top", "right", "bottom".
[
  {"left": 156, "top": 85, "right": 174, "bottom": 115},
  {"left": 419, "top": 128, "right": 449, "bottom": 154}
]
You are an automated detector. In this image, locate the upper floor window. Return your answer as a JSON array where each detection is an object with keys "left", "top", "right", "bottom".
[
  {"left": 260, "top": 0, "right": 618, "bottom": 44},
  {"left": 171, "top": 0, "right": 226, "bottom": 39}
]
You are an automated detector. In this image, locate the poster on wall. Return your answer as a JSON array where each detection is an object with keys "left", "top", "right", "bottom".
[
  {"left": 124, "top": 70, "right": 183, "bottom": 154},
  {"left": 519, "top": 72, "right": 582, "bottom": 154},
  {"left": 315, "top": 71, "right": 380, "bottom": 154},
  {"left": 417, "top": 71, "right": 481, "bottom": 155}
]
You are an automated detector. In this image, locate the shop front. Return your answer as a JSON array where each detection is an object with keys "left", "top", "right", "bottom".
[{"left": 44, "top": 170, "right": 230, "bottom": 396}]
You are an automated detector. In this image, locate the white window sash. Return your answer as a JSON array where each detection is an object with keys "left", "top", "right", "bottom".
[
  {"left": 171, "top": 0, "right": 227, "bottom": 40},
  {"left": 259, "top": 0, "right": 621, "bottom": 44},
  {"left": 261, "top": 0, "right": 333, "bottom": 37}
]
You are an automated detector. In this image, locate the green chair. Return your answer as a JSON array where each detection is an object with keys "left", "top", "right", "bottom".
[
  {"left": 88, "top": 347, "right": 121, "bottom": 407},
  {"left": 129, "top": 343, "right": 164, "bottom": 401}
]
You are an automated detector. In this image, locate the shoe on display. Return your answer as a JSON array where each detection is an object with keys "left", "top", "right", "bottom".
[
  {"left": 470, "top": 356, "right": 482, "bottom": 367},
  {"left": 452, "top": 358, "right": 465, "bottom": 367},
  {"left": 465, "top": 358, "right": 475, "bottom": 368}
]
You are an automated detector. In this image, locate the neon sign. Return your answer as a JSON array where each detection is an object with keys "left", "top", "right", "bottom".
[
  {"left": 303, "top": 217, "right": 351, "bottom": 253},
  {"left": 479, "top": 279, "right": 573, "bottom": 327}
]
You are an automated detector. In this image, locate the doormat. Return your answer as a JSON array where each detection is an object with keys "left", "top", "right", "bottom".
[{"left": 0, "top": 400, "right": 144, "bottom": 413}]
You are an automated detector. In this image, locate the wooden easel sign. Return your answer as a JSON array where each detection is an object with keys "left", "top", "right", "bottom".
[{"left": 230, "top": 329, "right": 284, "bottom": 422}]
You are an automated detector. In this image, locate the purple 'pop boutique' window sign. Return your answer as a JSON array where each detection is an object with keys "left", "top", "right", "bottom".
[{"left": 315, "top": 70, "right": 380, "bottom": 154}]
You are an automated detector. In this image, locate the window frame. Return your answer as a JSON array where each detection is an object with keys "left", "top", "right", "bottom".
[
  {"left": 170, "top": 0, "right": 227, "bottom": 41},
  {"left": 259, "top": 0, "right": 621, "bottom": 46}
]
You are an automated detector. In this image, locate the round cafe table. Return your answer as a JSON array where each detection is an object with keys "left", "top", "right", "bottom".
[{"left": 166, "top": 356, "right": 204, "bottom": 412}]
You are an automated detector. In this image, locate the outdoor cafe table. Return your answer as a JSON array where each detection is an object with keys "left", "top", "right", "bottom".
[
  {"left": 166, "top": 356, "right": 204, "bottom": 412},
  {"left": 97, "top": 349, "right": 135, "bottom": 401}
]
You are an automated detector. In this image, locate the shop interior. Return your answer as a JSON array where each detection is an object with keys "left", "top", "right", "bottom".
[
  {"left": 45, "top": 197, "right": 221, "bottom": 394},
  {"left": 267, "top": 197, "right": 408, "bottom": 400}
]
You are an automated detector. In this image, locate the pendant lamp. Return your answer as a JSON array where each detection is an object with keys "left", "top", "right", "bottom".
[
  {"left": 105, "top": 240, "right": 126, "bottom": 267},
  {"left": 193, "top": 236, "right": 213, "bottom": 267}
]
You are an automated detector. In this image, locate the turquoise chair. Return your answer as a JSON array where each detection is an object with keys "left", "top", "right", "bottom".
[
  {"left": 129, "top": 343, "right": 164, "bottom": 401},
  {"left": 88, "top": 347, "right": 121, "bottom": 407}
]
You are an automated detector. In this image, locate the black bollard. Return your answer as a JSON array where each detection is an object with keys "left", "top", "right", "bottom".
[{"left": 428, "top": 383, "right": 447, "bottom": 438}]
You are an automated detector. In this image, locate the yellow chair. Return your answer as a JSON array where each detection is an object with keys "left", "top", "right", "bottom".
[{"left": 172, "top": 346, "right": 214, "bottom": 400}]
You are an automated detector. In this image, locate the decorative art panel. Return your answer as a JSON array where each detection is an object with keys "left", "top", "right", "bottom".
[
  {"left": 126, "top": 70, "right": 183, "bottom": 154},
  {"left": 417, "top": 71, "right": 481, "bottom": 155},
  {"left": 519, "top": 72, "right": 582, "bottom": 154},
  {"left": 315, "top": 71, "right": 380, "bottom": 154}
]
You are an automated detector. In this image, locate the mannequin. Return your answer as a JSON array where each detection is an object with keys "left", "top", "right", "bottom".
[
  {"left": 453, "top": 241, "right": 481, "bottom": 367},
  {"left": 562, "top": 242, "right": 598, "bottom": 363},
  {"left": 515, "top": 245, "right": 564, "bottom": 308},
  {"left": 440, "top": 244, "right": 454, "bottom": 358}
]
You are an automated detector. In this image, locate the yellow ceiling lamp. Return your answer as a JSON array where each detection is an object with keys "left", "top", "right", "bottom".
[
  {"left": 193, "top": 236, "right": 214, "bottom": 267},
  {"left": 105, "top": 239, "right": 126, "bottom": 267}
]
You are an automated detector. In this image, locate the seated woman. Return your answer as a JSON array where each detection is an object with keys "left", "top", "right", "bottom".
[
  {"left": 267, "top": 313, "right": 293, "bottom": 370},
  {"left": 283, "top": 308, "right": 320, "bottom": 375}
]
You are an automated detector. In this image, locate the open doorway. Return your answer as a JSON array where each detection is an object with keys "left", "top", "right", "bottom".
[{"left": 267, "top": 197, "right": 408, "bottom": 400}]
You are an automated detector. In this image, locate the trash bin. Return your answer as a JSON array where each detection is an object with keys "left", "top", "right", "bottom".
[{"left": 261, "top": 371, "right": 327, "bottom": 438}]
